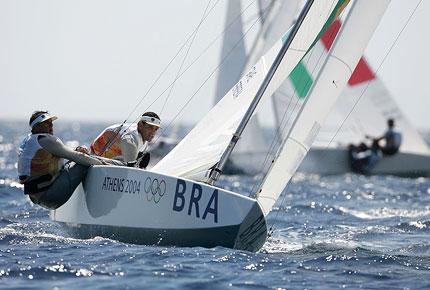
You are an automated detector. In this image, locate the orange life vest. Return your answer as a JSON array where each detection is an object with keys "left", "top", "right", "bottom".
[{"left": 91, "top": 123, "right": 141, "bottom": 159}]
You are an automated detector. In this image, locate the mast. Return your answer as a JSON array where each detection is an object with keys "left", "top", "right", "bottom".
[{"left": 208, "top": 0, "right": 315, "bottom": 184}]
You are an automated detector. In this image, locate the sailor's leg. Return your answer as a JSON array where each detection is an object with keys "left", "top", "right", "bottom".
[{"left": 37, "top": 164, "right": 89, "bottom": 209}]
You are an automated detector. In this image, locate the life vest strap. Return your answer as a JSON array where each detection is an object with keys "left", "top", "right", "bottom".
[{"left": 23, "top": 174, "right": 55, "bottom": 194}]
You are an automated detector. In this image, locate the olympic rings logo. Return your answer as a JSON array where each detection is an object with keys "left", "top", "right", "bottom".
[{"left": 144, "top": 177, "right": 166, "bottom": 204}]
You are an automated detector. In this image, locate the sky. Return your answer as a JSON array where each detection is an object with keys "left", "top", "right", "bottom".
[{"left": 1, "top": 0, "right": 429, "bottom": 129}]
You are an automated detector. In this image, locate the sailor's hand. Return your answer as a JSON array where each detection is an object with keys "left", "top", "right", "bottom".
[{"left": 75, "top": 145, "right": 89, "bottom": 154}]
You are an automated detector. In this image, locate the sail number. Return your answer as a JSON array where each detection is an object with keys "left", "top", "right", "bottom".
[
  {"left": 232, "top": 66, "right": 257, "bottom": 98},
  {"left": 172, "top": 180, "right": 218, "bottom": 223}
]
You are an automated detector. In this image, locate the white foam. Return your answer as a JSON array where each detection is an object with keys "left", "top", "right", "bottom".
[{"left": 339, "top": 206, "right": 430, "bottom": 219}]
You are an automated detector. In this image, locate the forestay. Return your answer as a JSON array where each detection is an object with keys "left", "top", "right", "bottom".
[
  {"left": 153, "top": 1, "right": 348, "bottom": 181},
  {"left": 256, "top": 1, "right": 391, "bottom": 215}
]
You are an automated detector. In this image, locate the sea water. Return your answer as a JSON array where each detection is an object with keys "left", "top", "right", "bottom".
[{"left": 1, "top": 120, "right": 430, "bottom": 289}]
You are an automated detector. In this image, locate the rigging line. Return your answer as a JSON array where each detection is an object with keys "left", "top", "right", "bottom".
[
  {"left": 160, "top": 0, "right": 213, "bottom": 116},
  {"left": 323, "top": 0, "right": 423, "bottom": 153},
  {"left": 241, "top": 3, "right": 273, "bottom": 26},
  {"left": 143, "top": 0, "right": 258, "bottom": 113},
  {"left": 248, "top": 1, "right": 340, "bottom": 199},
  {"left": 124, "top": 0, "right": 221, "bottom": 123},
  {"left": 148, "top": 6, "right": 265, "bottom": 147}
]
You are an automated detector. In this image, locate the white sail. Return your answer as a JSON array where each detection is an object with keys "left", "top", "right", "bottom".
[
  {"left": 153, "top": 1, "right": 343, "bottom": 181},
  {"left": 318, "top": 63, "right": 430, "bottom": 154},
  {"left": 213, "top": 0, "right": 268, "bottom": 174},
  {"left": 214, "top": 0, "right": 248, "bottom": 104},
  {"left": 227, "top": 0, "right": 303, "bottom": 174},
  {"left": 256, "top": 0, "right": 391, "bottom": 215}
]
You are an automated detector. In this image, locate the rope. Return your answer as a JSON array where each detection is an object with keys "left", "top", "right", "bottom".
[{"left": 160, "top": 0, "right": 214, "bottom": 116}]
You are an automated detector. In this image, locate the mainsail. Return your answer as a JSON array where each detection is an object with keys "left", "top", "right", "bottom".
[
  {"left": 153, "top": 1, "right": 349, "bottom": 181},
  {"left": 256, "top": 0, "right": 391, "bottom": 215}
]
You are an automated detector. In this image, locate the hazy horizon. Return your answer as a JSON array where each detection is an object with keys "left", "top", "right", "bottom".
[{"left": 1, "top": 0, "right": 429, "bottom": 129}]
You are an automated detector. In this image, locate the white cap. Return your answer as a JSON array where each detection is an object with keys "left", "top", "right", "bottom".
[
  {"left": 30, "top": 112, "right": 58, "bottom": 128},
  {"left": 140, "top": 115, "right": 161, "bottom": 128}
]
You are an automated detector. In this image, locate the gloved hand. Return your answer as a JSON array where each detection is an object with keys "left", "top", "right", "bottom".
[{"left": 138, "top": 152, "right": 150, "bottom": 169}]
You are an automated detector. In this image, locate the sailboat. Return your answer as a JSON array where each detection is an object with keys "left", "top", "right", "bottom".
[
  {"left": 218, "top": 0, "right": 430, "bottom": 177},
  {"left": 51, "top": 0, "right": 390, "bottom": 251},
  {"left": 297, "top": 53, "right": 430, "bottom": 176}
]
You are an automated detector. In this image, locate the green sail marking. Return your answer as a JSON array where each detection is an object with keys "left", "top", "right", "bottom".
[
  {"left": 289, "top": 61, "right": 313, "bottom": 99},
  {"left": 280, "top": 0, "right": 347, "bottom": 99},
  {"left": 281, "top": 29, "right": 291, "bottom": 44}
]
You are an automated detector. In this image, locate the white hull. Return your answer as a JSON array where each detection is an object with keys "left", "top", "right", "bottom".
[
  {"left": 299, "top": 147, "right": 430, "bottom": 177},
  {"left": 51, "top": 166, "right": 267, "bottom": 251}
]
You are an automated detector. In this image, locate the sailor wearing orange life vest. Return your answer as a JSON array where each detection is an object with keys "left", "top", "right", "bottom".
[
  {"left": 17, "top": 110, "right": 122, "bottom": 209},
  {"left": 90, "top": 112, "right": 161, "bottom": 166}
]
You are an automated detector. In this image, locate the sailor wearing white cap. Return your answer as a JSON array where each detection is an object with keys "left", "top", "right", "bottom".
[{"left": 90, "top": 112, "right": 161, "bottom": 168}]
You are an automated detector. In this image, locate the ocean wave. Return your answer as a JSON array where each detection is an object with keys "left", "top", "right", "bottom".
[
  {"left": 0, "top": 221, "right": 110, "bottom": 246},
  {"left": 395, "top": 220, "right": 430, "bottom": 232},
  {"left": 338, "top": 206, "right": 430, "bottom": 220},
  {"left": 262, "top": 234, "right": 363, "bottom": 255}
]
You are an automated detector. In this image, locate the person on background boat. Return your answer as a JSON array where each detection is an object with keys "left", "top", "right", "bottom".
[
  {"left": 365, "top": 118, "right": 402, "bottom": 156},
  {"left": 90, "top": 112, "right": 161, "bottom": 168},
  {"left": 347, "top": 118, "right": 401, "bottom": 174},
  {"left": 348, "top": 140, "right": 382, "bottom": 174},
  {"left": 17, "top": 110, "right": 122, "bottom": 209}
]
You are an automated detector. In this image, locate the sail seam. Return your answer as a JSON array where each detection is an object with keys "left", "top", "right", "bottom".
[
  {"left": 287, "top": 136, "right": 309, "bottom": 152},
  {"left": 327, "top": 55, "right": 354, "bottom": 75}
]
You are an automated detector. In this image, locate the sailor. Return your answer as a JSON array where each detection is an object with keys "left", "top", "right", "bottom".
[
  {"left": 90, "top": 112, "right": 161, "bottom": 168},
  {"left": 17, "top": 110, "right": 122, "bottom": 209},
  {"left": 366, "top": 118, "right": 402, "bottom": 156},
  {"left": 348, "top": 140, "right": 382, "bottom": 174}
]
